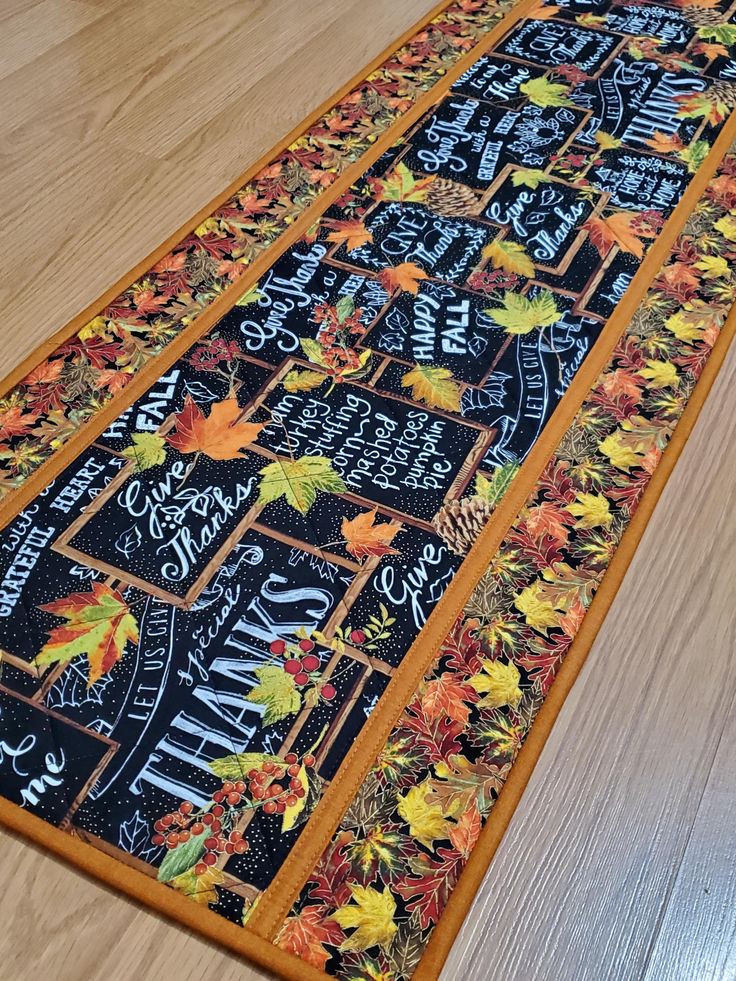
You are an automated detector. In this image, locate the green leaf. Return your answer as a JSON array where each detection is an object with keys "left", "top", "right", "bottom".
[
  {"left": 520, "top": 76, "right": 572, "bottom": 108},
  {"left": 157, "top": 830, "right": 208, "bottom": 882},
  {"left": 678, "top": 139, "right": 709, "bottom": 174},
  {"left": 120, "top": 432, "right": 167, "bottom": 472},
  {"left": 245, "top": 665, "right": 302, "bottom": 724},
  {"left": 697, "top": 23, "right": 736, "bottom": 44},
  {"left": 257, "top": 455, "right": 347, "bottom": 514},
  {"left": 485, "top": 290, "right": 560, "bottom": 335},
  {"left": 300, "top": 337, "right": 328, "bottom": 367},
  {"left": 209, "top": 752, "right": 283, "bottom": 780},
  {"left": 474, "top": 460, "right": 520, "bottom": 506},
  {"left": 336, "top": 295, "right": 356, "bottom": 324}
]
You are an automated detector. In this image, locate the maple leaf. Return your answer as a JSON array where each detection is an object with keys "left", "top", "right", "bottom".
[
  {"left": 601, "top": 368, "right": 642, "bottom": 400},
  {"left": 567, "top": 491, "right": 612, "bottom": 529},
  {"left": 468, "top": 659, "right": 522, "bottom": 710},
  {"left": 583, "top": 211, "right": 648, "bottom": 259},
  {"left": 697, "top": 22, "right": 736, "bottom": 45},
  {"left": 521, "top": 76, "right": 572, "bottom": 107},
  {"left": 166, "top": 397, "right": 265, "bottom": 460},
  {"left": 524, "top": 500, "right": 569, "bottom": 545},
  {"left": 341, "top": 509, "right": 400, "bottom": 560},
  {"left": 639, "top": 360, "right": 680, "bottom": 389},
  {"left": 595, "top": 130, "right": 622, "bottom": 151},
  {"left": 421, "top": 671, "right": 476, "bottom": 726},
  {"left": 644, "top": 131, "right": 685, "bottom": 154},
  {"left": 514, "top": 583, "right": 560, "bottom": 632},
  {"left": 332, "top": 885, "right": 398, "bottom": 951},
  {"left": 396, "top": 847, "right": 462, "bottom": 929},
  {"left": 374, "top": 162, "right": 437, "bottom": 203},
  {"left": 326, "top": 220, "right": 373, "bottom": 252},
  {"left": 714, "top": 213, "right": 736, "bottom": 242},
  {"left": 23, "top": 359, "right": 64, "bottom": 388},
  {"left": 401, "top": 365, "right": 462, "bottom": 411},
  {"left": 483, "top": 239, "right": 534, "bottom": 278},
  {"left": 245, "top": 665, "right": 301, "bottom": 724},
  {"left": 257, "top": 455, "right": 346, "bottom": 513},
  {"left": 696, "top": 255, "right": 730, "bottom": 280},
  {"left": 679, "top": 139, "right": 711, "bottom": 174},
  {"left": 511, "top": 168, "right": 551, "bottom": 190},
  {"left": 694, "top": 40, "right": 729, "bottom": 58},
  {"left": 34, "top": 583, "right": 139, "bottom": 686},
  {"left": 0, "top": 406, "right": 37, "bottom": 441},
  {"left": 449, "top": 801, "right": 482, "bottom": 858},
  {"left": 486, "top": 290, "right": 560, "bottom": 335},
  {"left": 378, "top": 262, "right": 428, "bottom": 295},
  {"left": 278, "top": 907, "right": 343, "bottom": 971},
  {"left": 430, "top": 755, "right": 508, "bottom": 814},
  {"left": 397, "top": 781, "right": 454, "bottom": 848},
  {"left": 120, "top": 432, "right": 167, "bottom": 472}
]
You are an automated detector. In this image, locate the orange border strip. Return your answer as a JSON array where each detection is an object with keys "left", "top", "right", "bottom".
[{"left": 249, "top": 111, "right": 736, "bottom": 940}]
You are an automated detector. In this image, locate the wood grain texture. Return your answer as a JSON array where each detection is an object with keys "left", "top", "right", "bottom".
[
  {"left": 0, "top": 0, "right": 437, "bottom": 377},
  {"left": 2, "top": 3, "right": 736, "bottom": 980},
  {"left": 443, "top": 339, "right": 736, "bottom": 981}
]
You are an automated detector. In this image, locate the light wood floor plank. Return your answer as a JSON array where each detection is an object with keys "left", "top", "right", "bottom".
[{"left": 0, "top": 0, "right": 437, "bottom": 374}]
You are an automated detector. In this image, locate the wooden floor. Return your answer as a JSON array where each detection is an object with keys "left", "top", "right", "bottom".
[{"left": 1, "top": 2, "right": 735, "bottom": 979}]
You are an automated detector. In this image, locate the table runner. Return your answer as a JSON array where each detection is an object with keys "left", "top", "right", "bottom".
[{"left": 1, "top": 0, "right": 736, "bottom": 978}]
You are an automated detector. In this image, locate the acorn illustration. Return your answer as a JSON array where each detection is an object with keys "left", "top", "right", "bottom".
[{"left": 432, "top": 496, "right": 495, "bottom": 556}]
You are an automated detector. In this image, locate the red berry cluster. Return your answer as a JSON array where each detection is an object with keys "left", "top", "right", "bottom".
[
  {"left": 468, "top": 269, "right": 522, "bottom": 296},
  {"left": 151, "top": 752, "right": 317, "bottom": 876},
  {"left": 311, "top": 301, "right": 368, "bottom": 381},
  {"left": 270, "top": 637, "right": 336, "bottom": 701}
]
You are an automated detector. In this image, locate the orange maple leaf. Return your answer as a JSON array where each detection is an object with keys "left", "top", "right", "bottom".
[
  {"left": 34, "top": 583, "right": 139, "bottom": 686},
  {"left": 341, "top": 510, "right": 400, "bottom": 561},
  {"left": 23, "top": 359, "right": 64, "bottom": 387},
  {"left": 278, "top": 907, "right": 343, "bottom": 971},
  {"left": 601, "top": 368, "right": 643, "bottom": 400},
  {"left": 695, "top": 40, "right": 729, "bottom": 58},
  {"left": 583, "top": 211, "right": 648, "bottom": 259},
  {"left": 326, "top": 220, "right": 373, "bottom": 252},
  {"left": 378, "top": 261, "right": 429, "bottom": 295},
  {"left": 421, "top": 671, "right": 476, "bottom": 725},
  {"left": 525, "top": 501, "right": 569, "bottom": 545},
  {"left": 644, "top": 131, "right": 684, "bottom": 154},
  {"left": 166, "top": 397, "right": 265, "bottom": 461}
]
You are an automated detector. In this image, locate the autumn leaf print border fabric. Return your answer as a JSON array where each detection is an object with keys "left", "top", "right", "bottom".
[{"left": 2, "top": 0, "right": 736, "bottom": 979}]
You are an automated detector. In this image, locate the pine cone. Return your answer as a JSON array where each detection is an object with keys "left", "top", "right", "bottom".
[
  {"left": 425, "top": 178, "right": 480, "bottom": 217},
  {"left": 432, "top": 497, "right": 495, "bottom": 556},
  {"left": 681, "top": 6, "right": 723, "bottom": 26},
  {"left": 710, "top": 79, "right": 736, "bottom": 107}
]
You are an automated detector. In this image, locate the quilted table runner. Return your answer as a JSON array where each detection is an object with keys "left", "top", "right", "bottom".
[{"left": 2, "top": 0, "right": 736, "bottom": 977}]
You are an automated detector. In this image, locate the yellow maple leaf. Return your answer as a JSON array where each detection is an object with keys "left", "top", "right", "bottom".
[
  {"left": 567, "top": 492, "right": 612, "bottom": 529},
  {"left": 664, "top": 310, "right": 708, "bottom": 343},
  {"left": 695, "top": 255, "right": 730, "bottom": 279},
  {"left": 468, "top": 659, "right": 522, "bottom": 710},
  {"left": 514, "top": 584, "right": 559, "bottom": 632},
  {"left": 397, "top": 781, "right": 453, "bottom": 848},
  {"left": 598, "top": 432, "right": 641, "bottom": 470},
  {"left": 639, "top": 360, "right": 679, "bottom": 389},
  {"left": 714, "top": 213, "right": 736, "bottom": 241},
  {"left": 332, "top": 885, "right": 397, "bottom": 951},
  {"left": 595, "top": 131, "right": 622, "bottom": 150},
  {"left": 483, "top": 239, "right": 535, "bottom": 278},
  {"left": 401, "top": 364, "right": 462, "bottom": 411}
]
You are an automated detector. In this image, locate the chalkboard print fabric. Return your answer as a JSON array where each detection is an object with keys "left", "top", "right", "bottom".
[{"left": 2, "top": 0, "right": 736, "bottom": 978}]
